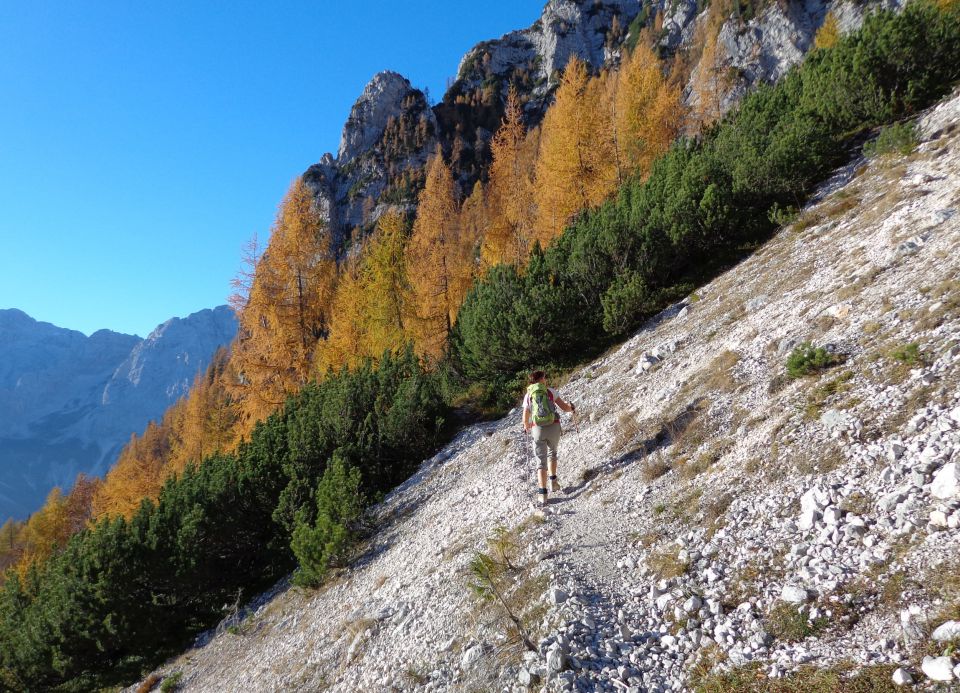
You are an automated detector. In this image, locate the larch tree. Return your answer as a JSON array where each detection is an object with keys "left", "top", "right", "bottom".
[
  {"left": 229, "top": 177, "right": 336, "bottom": 432},
  {"left": 814, "top": 12, "right": 841, "bottom": 50},
  {"left": 533, "top": 57, "right": 618, "bottom": 246},
  {"left": 689, "top": 7, "right": 731, "bottom": 128},
  {"left": 315, "top": 253, "right": 366, "bottom": 371},
  {"left": 405, "top": 147, "right": 463, "bottom": 360},
  {"left": 615, "top": 42, "right": 685, "bottom": 177},
  {"left": 91, "top": 418, "right": 172, "bottom": 519},
  {"left": 482, "top": 87, "right": 538, "bottom": 268},
  {"left": 167, "top": 348, "right": 237, "bottom": 474},
  {"left": 360, "top": 212, "right": 412, "bottom": 356},
  {"left": 14, "top": 488, "right": 71, "bottom": 580}
]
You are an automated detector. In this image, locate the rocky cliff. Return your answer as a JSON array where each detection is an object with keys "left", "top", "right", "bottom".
[
  {"left": 0, "top": 306, "right": 237, "bottom": 519},
  {"left": 302, "top": 0, "right": 646, "bottom": 252},
  {"left": 303, "top": 72, "right": 438, "bottom": 248},
  {"left": 303, "top": 0, "right": 901, "bottom": 255},
  {"left": 131, "top": 88, "right": 960, "bottom": 693}
]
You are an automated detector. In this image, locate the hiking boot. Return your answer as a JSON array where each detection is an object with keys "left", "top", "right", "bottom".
[
  {"left": 550, "top": 476, "right": 562, "bottom": 493},
  {"left": 538, "top": 488, "right": 549, "bottom": 506}
]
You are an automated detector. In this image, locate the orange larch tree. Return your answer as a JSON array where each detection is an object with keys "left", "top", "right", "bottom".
[
  {"left": 482, "top": 87, "right": 538, "bottom": 268},
  {"left": 229, "top": 177, "right": 336, "bottom": 433},
  {"left": 405, "top": 147, "right": 464, "bottom": 360},
  {"left": 615, "top": 42, "right": 685, "bottom": 177},
  {"left": 533, "top": 57, "right": 618, "bottom": 246}
]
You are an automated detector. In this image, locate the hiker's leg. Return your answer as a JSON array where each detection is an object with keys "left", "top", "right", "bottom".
[
  {"left": 546, "top": 422, "right": 561, "bottom": 489},
  {"left": 532, "top": 427, "right": 549, "bottom": 499}
]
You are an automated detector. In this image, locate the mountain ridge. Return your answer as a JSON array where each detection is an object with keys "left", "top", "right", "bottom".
[{"left": 0, "top": 306, "right": 237, "bottom": 520}]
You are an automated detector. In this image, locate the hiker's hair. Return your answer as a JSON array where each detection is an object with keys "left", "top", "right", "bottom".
[{"left": 529, "top": 370, "right": 546, "bottom": 384}]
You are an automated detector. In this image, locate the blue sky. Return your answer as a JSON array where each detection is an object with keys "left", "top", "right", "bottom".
[{"left": 0, "top": 1, "right": 542, "bottom": 337}]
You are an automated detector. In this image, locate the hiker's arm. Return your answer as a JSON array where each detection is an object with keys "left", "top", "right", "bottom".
[
  {"left": 555, "top": 396, "right": 575, "bottom": 413},
  {"left": 522, "top": 407, "right": 532, "bottom": 431}
]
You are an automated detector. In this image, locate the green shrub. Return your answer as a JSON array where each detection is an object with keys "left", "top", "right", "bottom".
[
  {"left": 291, "top": 455, "right": 364, "bottom": 588},
  {"left": 786, "top": 343, "right": 843, "bottom": 378},
  {"left": 160, "top": 671, "right": 184, "bottom": 693},
  {"left": 0, "top": 348, "right": 448, "bottom": 692},
  {"left": 890, "top": 342, "right": 925, "bottom": 366},
  {"left": 864, "top": 122, "right": 919, "bottom": 157}
]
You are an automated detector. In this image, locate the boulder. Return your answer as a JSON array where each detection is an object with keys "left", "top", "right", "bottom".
[
  {"left": 461, "top": 644, "right": 484, "bottom": 669},
  {"left": 546, "top": 647, "right": 566, "bottom": 673},
  {"left": 780, "top": 585, "right": 810, "bottom": 604},
  {"left": 931, "top": 620, "right": 960, "bottom": 642},
  {"left": 921, "top": 655, "right": 955, "bottom": 682},
  {"left": 891, "top": 667, "right": 913, "bottom": 686},
  {"left": 931, "top": 463, "right": 960, "bottom": 499},
  {"left": 549, "top": 587, "right": 569, "bottom": 605},
  {"left": 798, "top": 508, "right": 822, "bottom": 531}
]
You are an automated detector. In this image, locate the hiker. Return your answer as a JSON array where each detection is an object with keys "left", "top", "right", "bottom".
[{"left": 522, "top": 370, "right": 576, "bottom": 506}]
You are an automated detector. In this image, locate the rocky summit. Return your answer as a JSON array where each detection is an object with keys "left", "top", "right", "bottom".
[
  {"left": 132, "top": 89, "right": 960, "bottom": 692},
  {"left": 0, "top": 306, "right": 236, "bottom": 519},
  {"left": 300, "top": 0, "right": 904, "bottom": 257},
  {"left": 303, "top": 71, "right": 438, "bottom": 245}
]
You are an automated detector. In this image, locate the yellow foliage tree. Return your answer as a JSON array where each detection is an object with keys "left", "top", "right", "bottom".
[
  {"left": 229, "top": 177, "right": 336, "bottom": 433},
  {"left": 361, "top": 212, "right": 413, "bottom": 355},
  {"left": 92, "top": 418, "right": 173, "bottom": 519},
  {"left": 166, "top": 347, "right": 237, "bottom": 475},
  {"left": 317, "top": 212, "right": 413, "bottom": 369},
  {"left": 689, "top": 7, "right": 731, "bottom": 127},
  {"left": 12, "top": 472, "right": 104, "bottom": 578},
  {"left": 615, "top": 43, "right": 685, "bottom": 177},
  {"left": 405, "top": 147, "right": 467, "bottom": 360},
  {"left": 482, "top": 87, "right": 538, "bottom": 268},
  {"left": 316, "top": 253, "right": 366, "bottom": 371},
  {"left": 533, "top": 57, "right": 618, "bottom": 245},
  {"left": 814, "top": 12, "right": 841, "bottom": 50}
]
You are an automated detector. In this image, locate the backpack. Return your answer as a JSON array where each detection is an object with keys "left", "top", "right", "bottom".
[{"left": 527, "top": 382, "right": 556, "bottom": 426}]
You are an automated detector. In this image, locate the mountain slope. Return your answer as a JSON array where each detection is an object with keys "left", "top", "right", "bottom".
[
  {"left": 132, "top": 90, "right": 960, "bottom": 691},
  {"left": 0, "top": 306, "right": 237, "bottom": 519}
]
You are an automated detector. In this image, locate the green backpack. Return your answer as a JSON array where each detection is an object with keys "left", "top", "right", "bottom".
[{"left": 527, "top": 382, "right": 556, "bottom": 426}]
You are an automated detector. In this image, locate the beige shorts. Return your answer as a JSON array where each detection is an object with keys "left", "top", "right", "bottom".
[{"left": 531, "top": 421, "right": 562, "bottom": 470}]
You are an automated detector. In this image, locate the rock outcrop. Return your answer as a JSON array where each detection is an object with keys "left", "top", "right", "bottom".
[
  {"left": 0, "top": 306, "right": 236, "bottom": 519},
  {"left": 302, "top": 1, "right": 645, "bottom": 252},
  {"left": 663, "top": 0, "right": 906, "bottom": 116},
  {"left": 301, "top": 0, "right": 905, "bottom": 254},
  {"left": 303, "top": 72, "right": 437, "bottom": 248},
  {"left": 452, "top": 0, "right": 643, "bottom": 112}
]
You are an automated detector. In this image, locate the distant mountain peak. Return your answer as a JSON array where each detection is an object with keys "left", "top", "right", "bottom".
[{"left": 0, "top": 306, "right": 237, "bottom": 519}]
